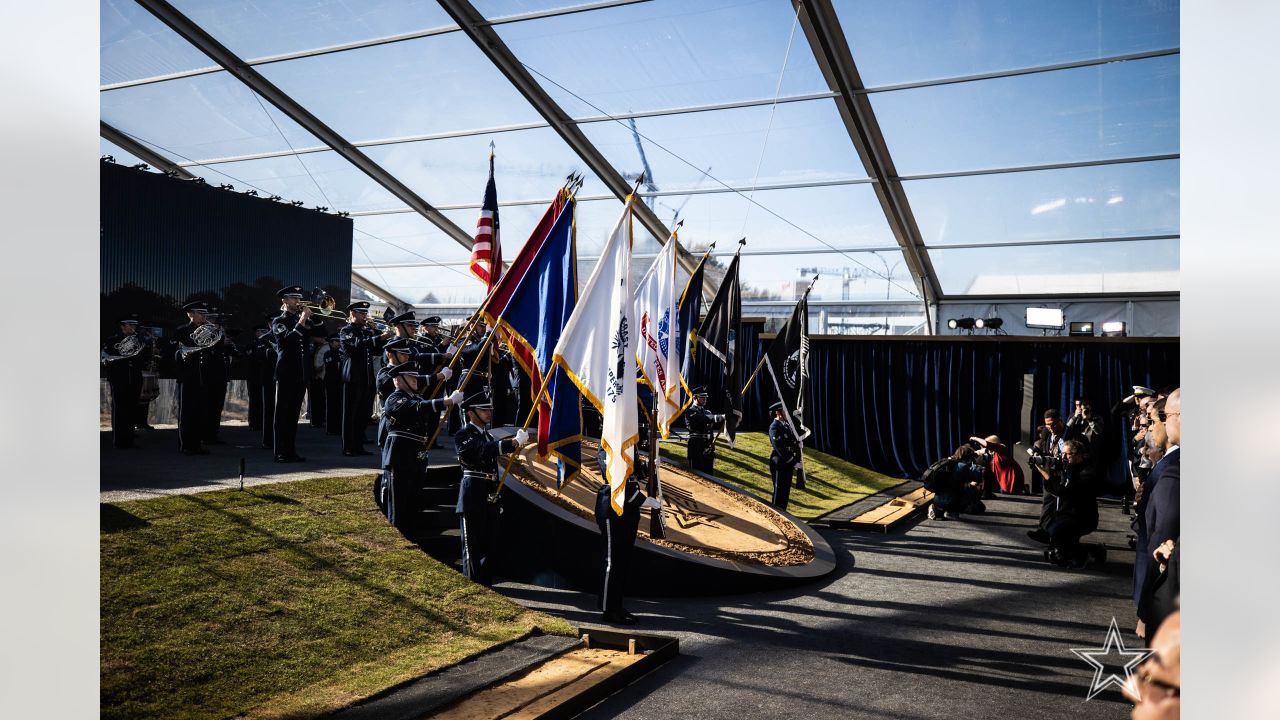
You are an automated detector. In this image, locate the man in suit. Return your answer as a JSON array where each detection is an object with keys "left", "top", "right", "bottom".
[{"left": 1138, "top": 388, "right": 1180, "bottom": 643}]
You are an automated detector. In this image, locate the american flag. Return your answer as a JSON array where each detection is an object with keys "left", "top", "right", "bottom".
[{"left": 469, "top": 149, "right": 503, "bottom": 291}]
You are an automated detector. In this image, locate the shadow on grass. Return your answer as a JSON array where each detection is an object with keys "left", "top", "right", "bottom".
[{"left": 101, "top": 504, "right": 149, "bottom": 533}]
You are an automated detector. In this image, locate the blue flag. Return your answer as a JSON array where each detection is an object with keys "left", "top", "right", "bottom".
[{"left": 496, "top": 200, "right": 581, "bottom": 485}]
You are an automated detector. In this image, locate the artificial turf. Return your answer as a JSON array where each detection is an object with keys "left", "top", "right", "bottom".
[
  {"left": 100, "top": 474, "right": 575, "bottom": 720},
  {"left": 660, "top": 431, "right": 903, "bottom": 520}
]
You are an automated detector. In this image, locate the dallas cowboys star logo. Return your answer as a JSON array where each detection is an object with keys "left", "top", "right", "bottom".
[{"left": 1071, "top": 617, "right": 1154, "bottom": 701}]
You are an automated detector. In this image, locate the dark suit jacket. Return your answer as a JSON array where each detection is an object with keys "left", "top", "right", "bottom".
[{"left": 1137, "top": 447, "right": 1179, "bottom": 623}]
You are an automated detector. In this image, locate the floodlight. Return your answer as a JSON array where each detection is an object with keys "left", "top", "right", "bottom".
[
  {"left": 1068, "top": 321, "right": 1095, "bottom": 337},
  {"left": 1101, "top": 321, "right": 1128, "bottom": 337},
  {"left": 1025, "top": 307, "right": 1065, "bottom": 330},
  {"left": 976, "top": 317, "right": 1003, "bottom": 332},
  {"left": 947, "top": 318, "right": 957, "bottom": 330}
]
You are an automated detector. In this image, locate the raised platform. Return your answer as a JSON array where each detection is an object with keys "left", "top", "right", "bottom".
[
  {"left": 829, "top": 485, "right": 935, "bottom": 533},
  {"left": 492, "top": 436, "right": 837, "bottom": 595}
]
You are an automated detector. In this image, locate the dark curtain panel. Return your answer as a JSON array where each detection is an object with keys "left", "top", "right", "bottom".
[{"left": 723, "top": 333, "right": 1178, "bottom": 493}]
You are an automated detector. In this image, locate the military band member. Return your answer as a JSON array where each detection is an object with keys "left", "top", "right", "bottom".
[
  {"left": 173, "top": 300, "right": 214, "bottom": 455},
  {"left": 768, "top": 401, "right": 802, "bottom": 512},
  {"left": 102, "top": 314, "right": 146, "bottom": 449},
  {"left": 375, "top": 338, "right": 453, "bottom": 447},
  {"left": 251, "top": 321, "right": 277, "bottom": 449},
  {"left": 245, "top": 325, "right": 267, "bottom": 432},
  {"left": 416, "top": 315, "right": 447, "bottom": 353},
  {"left": 202, "top": 307, "right": 230, "bottom": 444},
  {"left": 491, "top": 343, "right": 520, "bottom": 428},
  {"left": 379, "top": 362, "right": 465, "bottom": 528},
  {"left": 269, "top": 286, "right": 321, "bottom": 463},
  {"left": 685, "top": 387, "right": 723, "bottom": 475},
  {"left": 322, "top": 335, "right": 343, "bottom": 436},
  {"left": 338, "top": 301, "right": 394, "bottom": 456},
  {"left": 454, "top": 391, "right": 528, "bottom": 586}
]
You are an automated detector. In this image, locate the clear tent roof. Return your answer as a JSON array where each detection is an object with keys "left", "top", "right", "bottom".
[{"left": 100, "top": 0, "right": 1179, "bottom": 309}]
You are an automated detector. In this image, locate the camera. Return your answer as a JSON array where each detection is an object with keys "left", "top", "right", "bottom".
[{"left": 1028, "top": 452, "right": 1062, "bottom": 473}]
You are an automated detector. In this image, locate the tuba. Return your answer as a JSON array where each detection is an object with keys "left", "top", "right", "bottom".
[{"left": 178, "top": 323, "right": 224, "bottom": 357}]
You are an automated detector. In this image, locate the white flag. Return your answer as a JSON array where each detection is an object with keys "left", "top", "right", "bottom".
[
  {"left": 633, "top": 233, "right": 681, "bottom": 438},
  {"left": 552, "top": 198, "right": 639, "bottom": 515}
]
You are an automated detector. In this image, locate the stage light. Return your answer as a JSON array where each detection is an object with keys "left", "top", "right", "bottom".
[
  {"left": 189, "top": 177, "right": 207, "bottom": 184},
  {"left": 947, "top": 318, "right": 957, "bottom": 330},
  {"left": 101, "top": 155, "right": 116, "bottom": 163},
  {"left": 948, "top": 317, "right": 976, "bottom": 334},
  {"left": 1101, "top": 321, "right": 1128, "bottom": 337},
  {"left": 976, "top": 318, "right": 1003, "bottom": 332},
  {"left": 315, "top": 206, "right": 329, "bottom": 212},
  {"left": 218, "top": 183, "right": 235, "bottom": 191},
  {"left": 291, "top": 200, "right": 305, "bottom": 207},
  {"left": 132, "top": 163, "right": 150, "bottom": 171},
  {"left": 1068, "top": 321, "right": 1095, "bottom": 337},
  {"left": 1025, "top": 307, "right": 1065, "bottom": 331},
  {"left": 268, "top": 195, "right": 282, "bottom": 202},
  {"left": 244, "top": 190, "right": 258, "bottom": 197}
]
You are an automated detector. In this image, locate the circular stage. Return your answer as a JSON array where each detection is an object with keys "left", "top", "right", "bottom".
[{"left": 493, "top": 435, "right": 836, "bottom": 595}]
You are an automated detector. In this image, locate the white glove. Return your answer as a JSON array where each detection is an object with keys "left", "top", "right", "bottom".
[
  {"left": 514, "top": 429, "right": 529, "bottom": 447},
  {"left": 642, "top": 496, "right": 663, "bottom": 510},
  {"left": 438, "top": 366, "right": 453, "bottom": 381},
  {"left": 447, "top": 389, "right": 465, "bottom": 406},
  {"left": 446, "top": 343, "right": 459, "bottom": 355}
]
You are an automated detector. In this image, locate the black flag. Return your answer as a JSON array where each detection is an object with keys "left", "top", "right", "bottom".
[
  {"left": 673, "top": 247, "right": 710, "bottom": 422},
  {"left": 695, "top": 252, "right": 742, "bottom": 444},
  {"left": 763, "top": 291, "right": 811, "bottom": 441}
]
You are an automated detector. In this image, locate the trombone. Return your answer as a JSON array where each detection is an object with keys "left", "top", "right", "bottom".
[{"left": 301, "top": 289, "right": 351, "bottom": 321}]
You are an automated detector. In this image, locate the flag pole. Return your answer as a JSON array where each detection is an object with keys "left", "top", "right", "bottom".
[
  {"left": 491, "top": 347, "right": 559, "bottom": 501},
  {"left": 741, "top": 275, "right": 818, "bottom": 397},
  {"left": 420, "top": 182, "right": 572, "bottom": 401},
  {"left": 762, "top": 275, "right": 817, "bottom": 490}
]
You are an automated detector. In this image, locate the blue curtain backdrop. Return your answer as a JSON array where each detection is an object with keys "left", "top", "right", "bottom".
[{"left": 701, "top": 327, "right": 1178, "bottom": 494}]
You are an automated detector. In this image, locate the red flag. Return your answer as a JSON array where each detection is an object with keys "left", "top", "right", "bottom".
[{"left": 469, "top": 152, "right": 503, "bottom": 291}]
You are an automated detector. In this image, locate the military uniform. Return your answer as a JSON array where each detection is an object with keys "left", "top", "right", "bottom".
[
  {"left": 380, "top": 367, "right": 452, "bottom": 528},
  {"left": 684, "top": 388, "right": 722, "bottom": 475},
  {"left": 768, "top": 404, "right": 801, "bottom": 512},
  {"left": 595, "top": 476, "right": 646, "bottom": 624},
  {"left": 251, "top": 329, "right": 277, "bottom": 448},
  {"left": 322, "top": 339, "right": 343, "bottom": 436},
  {"left": 244, "top": 328, "right": 267, "bottom": 431},
  {"left": 202, "top": 313, "right": 230, "bottom": 443},
  {"left": 102, "top": 319, "right": 145, "bottom": 449},
  {"left": 491, "top": 345, "right": 520, "bottom": 427},
  {"left": 269, "top": 287, "right": 320, "bottom": 462},
  {"left": 455, "top": 401, "right": 520, "bottom": 586},
  {"left": 338, "top": 309, "right": 386, "bottom": 455},
  {"left": 173, "top": 302, "right": 217, "bottom": 455}
]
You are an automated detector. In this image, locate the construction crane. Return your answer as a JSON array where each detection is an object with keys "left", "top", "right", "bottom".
[{"left": 796, "top": 266, "right": 879, "bottom": 301}]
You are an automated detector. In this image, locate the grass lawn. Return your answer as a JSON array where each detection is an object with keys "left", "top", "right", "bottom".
[
  {"left": 660, "top": 432, "right": 903, "bottom": 520},
  {"left": 100, "top": 474, "right": 575, "bottom": 720}
]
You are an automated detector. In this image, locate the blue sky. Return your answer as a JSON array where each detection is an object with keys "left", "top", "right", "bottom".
[{"left": 100, "top": 0, "right": 1179, "bottom": 303}]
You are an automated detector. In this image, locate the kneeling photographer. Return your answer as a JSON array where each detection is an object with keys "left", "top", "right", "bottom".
[
  {"left": 1030, "top": 439, "right": 1103, "bottom": 568},
  {"left": 923, "top": 444, "right": 987, "bottom": 521}
]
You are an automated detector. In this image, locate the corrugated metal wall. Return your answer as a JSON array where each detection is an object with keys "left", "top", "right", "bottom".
[{"left": 101, "top": 161, "right": 352, "bottom": 338}]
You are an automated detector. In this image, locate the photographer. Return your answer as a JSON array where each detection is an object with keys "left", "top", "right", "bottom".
[
  {"left": 924, "top": 445, "right": 986, "bottom": 521},
  {"left": 1032, "top": 439, "right": 1102, "bottom": 568}
]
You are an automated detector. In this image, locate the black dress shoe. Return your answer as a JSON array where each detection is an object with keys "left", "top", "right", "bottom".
[
  {"left": 183, "top": 449, "right": 210, "bottom": 456},
  {"left": 602, "top": 609, "right": 638, "bottom": 626},
  {"left": 1026, "top": 529, "right": 1051, "bottom": 544}
]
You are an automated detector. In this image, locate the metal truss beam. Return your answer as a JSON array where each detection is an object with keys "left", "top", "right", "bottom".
[
  {"left": 793, "top": 0, "right": 941, "bottom": 326},
  {"left": 436, "top": 0, "right": 699, "bottom": 280},
  {"left": 134, "top": 0, "right": 474, "bottom": 253},
  {"left": 898, "top": 153, "right": 1179, "bottom": 182},
  {"left": 100, "top": 121, "right": 196, "bottom": 179},
  {"left": 351, "top": 270, "right": 409, "bottom": 312},
  {"left": 173, "top": 91, "right": 840, "bottom": 168},
  {"left": 104, "top": 0, "right": 651, "bottom": 92},
  {"left": 861, "top": 48, "right": 1179, "bottom": 94}
]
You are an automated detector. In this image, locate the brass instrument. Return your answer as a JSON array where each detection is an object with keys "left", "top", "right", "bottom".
[
  {"left": 300, "top": 287, "right": 349, "bottom": 321},
  {"left": 103, "top": 334, "right": 143, "bottom": 363},
  {"left": 177, "top": 322, "right": 224, "bottom": 357}
]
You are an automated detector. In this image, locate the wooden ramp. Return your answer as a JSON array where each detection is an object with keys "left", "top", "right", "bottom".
[{"left": 829, "top": 487, "right": 934, "bottom": 533}]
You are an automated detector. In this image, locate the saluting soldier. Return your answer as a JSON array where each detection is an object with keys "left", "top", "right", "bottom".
[
  {"left": 338, "top": 301, "right": 394, "bottom": 456},
  {"left": 102, "top": 314, "right": 146, "bottom": 449},
  {"left": 322, "top": 335, "right": 344, "bottom": 436},
  {"left": 173, "top": 300, "right": 214, "bottom": 455},
  {"left": 454, "top": 390, "right": 528, "bottom": 586},
  {"left": 378, "top": 362, "right": 465, "bottom": 527},
  {"left": 768, "top": 401, "right": 802, "bottom": 512},
  {"left": 684, "top": 387, "right": 724, "bottom": 475},
  {"left": 269, "top": 286, "right": 321, "bottom": 463}
]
